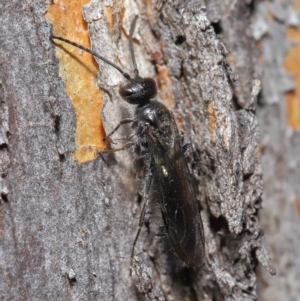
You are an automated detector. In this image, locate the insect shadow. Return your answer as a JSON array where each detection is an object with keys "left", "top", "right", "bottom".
[{"left": 51, "top": 15, "right": 205, "bottom": 275}]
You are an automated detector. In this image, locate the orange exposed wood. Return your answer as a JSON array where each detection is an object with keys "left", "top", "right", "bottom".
[
  {"left": 207, "top": 102, "right": 217, "bottom": 146},
  {"left": 157, "top": 65, "right": 174, "bottom": 108},
  {"left": 285, "top": 27, "right": 300, "bottom": 129},
  {"left": 294, "top": 0, "right": 300, "bottom": 10},
  {"left": 105, "top": 6, "right": 114, "bottom": 31},
  {"left": 294, "top": 198, "right": 300, "bottom": 219},
  {"left": 46, "top": 0, "right": 106, "bottom": 163},
  {"left": 267, "top": 11, "right": 275, "bottom": 21}
]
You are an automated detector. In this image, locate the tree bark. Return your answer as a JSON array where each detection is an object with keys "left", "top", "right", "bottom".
[{"left": 3, "top": 0, "right": 299, "bottom": 300}]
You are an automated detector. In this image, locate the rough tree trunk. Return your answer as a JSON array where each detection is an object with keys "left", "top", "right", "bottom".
[{"left": 2, "top": 0, "right": 298, "bottom": 300}]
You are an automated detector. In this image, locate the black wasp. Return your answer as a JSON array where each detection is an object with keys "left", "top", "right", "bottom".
[{"left": 51, "top": 16, "right": 205, "bottom": 271}]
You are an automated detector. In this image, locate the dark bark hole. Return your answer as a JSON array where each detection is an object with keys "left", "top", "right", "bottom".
[
  {"left": 254, "top": 197, "right": 262, "bottom": 209},
  {"left": 66, "top": 274, "right": 77, "bottom": 286},
  {"left": 59, "top": 153, "right": 66, "bottom": 162},
  {"left": 0, "top": 143, "right": 8, "bottom": 150},
  {"left": 232, "top": 94, "right": 241, "bottom": 111},
  {"left": 247, "top": 0, "right": 255, "bottom": 14},
  {"left": 179, "top": 61, "right": 185, "bottom": 78},
  {"left": 175, "top": 35, "right": 186, "bottom": 45},
  {"left": 250, "top": 247, "right": 259, "bottom": 267},
  {"left": 211, "top": 21, "right": 222, "bottom": 35},
  {"left": 54, "top": 115, "right": 60, "bottom": 133},
  {"left": 136, "top": 192, "right": 143, "bottom": 205},
  {"left": 7, "top": 131, "right": 12, "bottom": 140},
  {"left": 1, "top": 193, "right": 9, "bottom": 203},
  {"left": 243, "top": 172, "right": 252, "bottom": 181},
  {"left": 257, "top": 89, "right": 264, "bottom": 106},
  {"left": 209, "top": 214, "right": 229, "bottom": 233}
]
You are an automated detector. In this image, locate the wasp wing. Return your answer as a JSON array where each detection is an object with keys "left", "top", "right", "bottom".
[{"left": 147, "top": 122, "right": 205, "bottom": 267}]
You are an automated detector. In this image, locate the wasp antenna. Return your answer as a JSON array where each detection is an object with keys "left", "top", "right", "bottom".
[
  {"left": 51, "top": 36, "right": 131, "bottom": 81},
  {"left": 129, "top": 16, "right": 139, "bottom": 78}
]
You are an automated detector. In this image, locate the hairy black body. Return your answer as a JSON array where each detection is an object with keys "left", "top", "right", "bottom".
[{"left": 134, "top": 101, "right": 205, "bottom": 266}]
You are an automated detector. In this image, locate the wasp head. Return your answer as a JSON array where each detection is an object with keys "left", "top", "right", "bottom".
[{"left": 119, "top": 77, "right": 157, "bottom": 105}]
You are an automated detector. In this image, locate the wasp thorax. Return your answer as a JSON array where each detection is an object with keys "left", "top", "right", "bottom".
[{"left": 119, "top": 77, "right": 157, "bottom": 105}]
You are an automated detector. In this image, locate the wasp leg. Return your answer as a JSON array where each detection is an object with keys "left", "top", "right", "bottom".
[
  {"left": 100, "top": 142, "right": 136, "bottom": 153},
  {"left": 103, "top": 118, "right": 135, "bottom": 142},
  {"left": 182, "top": 143, "right": 191, "bottom": 154},
  {"left": 130, "top": 174, "right": 153, "bottom": 276},
  {"left": 179, "top": 131, "right": 191, "bottom": 154}
]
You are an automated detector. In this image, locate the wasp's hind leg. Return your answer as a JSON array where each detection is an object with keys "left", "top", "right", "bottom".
[{"left": 130, "top": 173, "right": 153, "bottom": 276}]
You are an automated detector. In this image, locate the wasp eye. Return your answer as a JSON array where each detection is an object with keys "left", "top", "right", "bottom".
[{"left": 121, "top": 87, "right": 133, "bottom": 98}]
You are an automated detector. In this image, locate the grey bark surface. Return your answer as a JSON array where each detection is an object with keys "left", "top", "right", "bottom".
[
  {"left": 251, "top": 1, "right": 300, "bottom": 301},
  {"left": 3, "top": 0, "right": 298, "bottom": 300}
]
